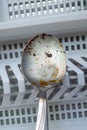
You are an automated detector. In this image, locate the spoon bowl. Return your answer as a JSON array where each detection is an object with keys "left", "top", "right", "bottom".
[{"left": 22, "top": 33, "right": 66, "bottom": 91}]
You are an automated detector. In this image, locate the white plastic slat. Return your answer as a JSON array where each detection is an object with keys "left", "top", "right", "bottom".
[
  {"left": 51, "top": 0, "right": 55, "bottom": 14},
  {"left": 1, "top": 0, "right": 9, "bottom": 21},
  {"left": 11, "top": 64, "right": 25, "bottom": 93},
  {"left": 75, "top": 0, "right": 78, "bottom": 11},
  {"left": 0, "top": 65, "right": 10, "bottom": 94},
  {"left": 2, "top": 94, "right": 10, "bottom": 106},
  {"left": 0, "top": 66, "right": 10, "bottom": 106},
  {"left": 67, "top": 59, "right": 85, "bottom": 86},
  {"left": 63, "top": 72, "right": 70, "bottom": 87},
  {"left": 34, "top": 0, "right": 38, "bottom": 16},
  {"left": 81, "top": 0, "right": 84, "bottom": 10},
  {"left": 27, "top": 90, "right": 39, "bottom": 103},
  {"left": 77, "top": 89, "right": 87, "bottom": 98},
  {"left": 64, "top": 86, "right": 83, "bottom": 99},
  {"left": 63, "top": 0, "right": 66, "bottom": 12},
  {"left": 47, "top": 88, "right": 55, "bottom": 99},
  {"left": 74, "top": 57, "right": 87, "bottom": 67},
  {"left": 10, "top": 1, "right": 15, "bottom": 19},
  {"left": 40, "top": 1, "right": 43, "bottom": 15},
  {"left": 14, "top": 93, "right": 25, "bottom": 105},
  {"left": 51, "top": 86, "right": 68, "bottom": 100}
]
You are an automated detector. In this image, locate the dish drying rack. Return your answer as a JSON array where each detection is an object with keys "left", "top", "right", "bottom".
[{"left": 0, "top": 0, "right": 87, "bottom": 130}]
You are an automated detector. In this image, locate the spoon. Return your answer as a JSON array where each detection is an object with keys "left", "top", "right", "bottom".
[{"left": 21, "top": 33, "right": 66, "bottom": 130}]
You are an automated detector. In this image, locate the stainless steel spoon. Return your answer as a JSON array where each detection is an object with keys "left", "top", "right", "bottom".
[{"left": 21, "top": 33, "right": 66, "bottom": 130}]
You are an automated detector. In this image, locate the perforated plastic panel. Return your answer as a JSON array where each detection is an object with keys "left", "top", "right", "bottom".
[
  {"left": 0, "top": 0, "right": 87, "bottom": 130},
  {"left": 0, "top": 33, "right": 87, "bottom": 130},
  {"left": 4, "top": 0, "right": 87, "bottom": 20}
]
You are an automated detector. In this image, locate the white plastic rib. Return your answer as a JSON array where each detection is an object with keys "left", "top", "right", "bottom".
[
  {"left": 0, "top": 65, "right": 10, "bottom": 94},
  {"left": 63, "top": 72, "right": 70, "bottom": 87},
  {"left": 67, "top": 59, "right": 85, "bottom": 86},
  {"left": 36, "top": 98, "right": 46, "bottom": 130},
  {"left": 64, "top": 86, "right": 83, "bottom": 99},
  {"left": 11, "top": 64, "right": 25, "bottom": 92},
  {"left": 74, "top": 57, "right": 87, "bottom": 67},
  {"left": 51, "top": 86, "right": 68, "bottom": 100},
  {"left": 0, "top": 66, "right": 10, "bottom": 106}
]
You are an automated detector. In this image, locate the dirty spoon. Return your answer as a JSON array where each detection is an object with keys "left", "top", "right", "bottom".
[{"left": 21, "top": 33, "right": 66, "bottom": 130}]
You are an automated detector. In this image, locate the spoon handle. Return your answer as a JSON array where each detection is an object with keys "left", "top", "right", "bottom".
[{"left": 36, "top": 97, "right": 48, "bottom": 130}]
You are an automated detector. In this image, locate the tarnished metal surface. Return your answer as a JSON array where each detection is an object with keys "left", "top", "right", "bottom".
[{"left": 22, "top": 33, "right": 66, "bottom": 91}]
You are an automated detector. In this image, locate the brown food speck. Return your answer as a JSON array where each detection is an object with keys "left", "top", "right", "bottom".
[
  {"left": 41, "top": 33, "right": 47, "bottom": 40},
  {"left": 33, "top": 53, "right": 36, "bottom": 56},
  {"left": 59, "top": 44, "right": 63, "bottom": 48},
  {"left": 49, "top": 79, "right": 62, "bottom": 84},
  {"left": 31, "top": 35, "right": 39, "bottom": 42},
  {"left": 29, "top": 41, "right": 32, "bottom": 46},
  {"left": 40, "top": 80, "right": 48, "bottom": 86},
  {"left": 39, "top": 78, "right": 62, "bottom": 87},
  {"left": 24, "top": 44, "right": 29, "bottom": 51},
  {"left": 33, "top": 35, "right": 39, "bottom": 40},
  {"left": 28, "top": 47, "right": 33, "bottom": 50},
  {"left": 25, "top": 50, "right": 31, "bottom": 54},
  {"left": 61, "top": 51, "right": 65, "bottom": 53},
  {"left": 48, "top": 80, "right": 56, "bottom": 83},
  {"left": 24, "top": 46, "right": 33, "bottom": 52},
  {"left": 32, "top": 82, "right": 36, "bottom": 86},
  {"left": 52, "top": 67, "right": 59, "bottom": 78},
  {"left": 45, "top": 52, "right": 52, "bottom": 57},
  {"left": 48, "top": 34, "right": 52, "bottom": 37}
]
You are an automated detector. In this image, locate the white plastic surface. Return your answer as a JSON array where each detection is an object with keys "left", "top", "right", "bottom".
[
  {"left": 0, "top": 0, "right": 87, "bottom": 40},
  {"left": 0, "top": 0, "right": 87, "bottom": 130},
  {"left": 0, "top": 33, "right": 87, "bottom": 130}
]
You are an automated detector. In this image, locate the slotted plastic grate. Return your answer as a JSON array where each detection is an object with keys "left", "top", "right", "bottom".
[
  {"left": 6, "top": 0, "right": 87, "bottom": 20},
  {"left": 0, "top": 0, "right": 87, "bottom": 130}
]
